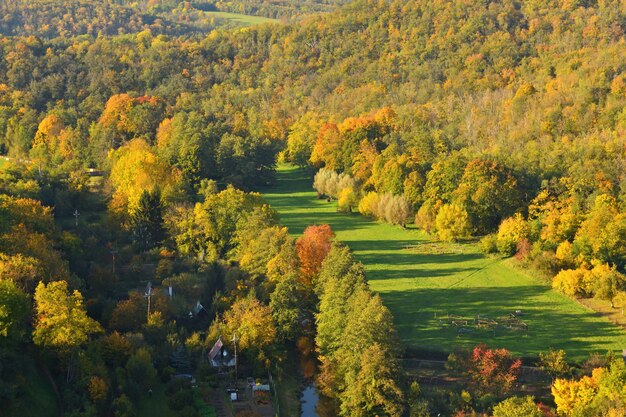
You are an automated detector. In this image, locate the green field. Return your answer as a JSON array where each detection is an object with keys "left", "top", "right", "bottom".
[
  {"left": 203, "top": 11, "right": 278, "bottom": 26},
  {"left": 262, "top": 165, "right": 626, "bottom": 360}
]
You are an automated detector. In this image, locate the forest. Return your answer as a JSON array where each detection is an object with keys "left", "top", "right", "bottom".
[{"left": 2, "top": 0, "right": 626, "bottom": 416}]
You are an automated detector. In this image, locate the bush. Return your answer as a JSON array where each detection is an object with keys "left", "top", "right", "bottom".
[
  {"left": 415, "top": 200, "right": 441, "bottom": 233},
  {"left": 496, "top": 214, "right": 529, "bottom": 256},
  {"left": 552, "top": 267, "right": 592, "bottom": 297},
  {"left": 480, "top": 234, "right": 498, "bottom": 254}
]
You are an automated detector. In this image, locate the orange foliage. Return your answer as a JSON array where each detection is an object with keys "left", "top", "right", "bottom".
[{"left": 296, "top": 224, "right": 334, "bottom": 287}]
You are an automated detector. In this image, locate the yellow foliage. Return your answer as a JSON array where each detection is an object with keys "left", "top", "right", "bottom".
[
  {"left": 552, "top": 267, "right": 593, "bottom": 297},
  {"left": 109, "top": 138, "right": 180, "bottom": 216},
  {"left": 358, "top": 192, "right": 380, "bottom": 217},
  {"left": 496, "top": 213, "right": 529, "bottom": 255},
  {"left": 552, "top": 375, "right": 597, "bottom": 416},
  {"left": 435, "top": 204, "right": 470, "bottom": 242}
]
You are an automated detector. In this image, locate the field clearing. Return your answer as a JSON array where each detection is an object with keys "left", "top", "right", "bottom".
[
  {"left": 203, "top": 11, "right": 278, "bottom": 26},
  {"left": 262, "top": 165, "right": 626, "bottom": 360}
]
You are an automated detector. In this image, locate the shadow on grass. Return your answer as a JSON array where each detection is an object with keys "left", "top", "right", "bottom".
[{"left": 381, "top": 285, "right": 626, "bottom": 358}]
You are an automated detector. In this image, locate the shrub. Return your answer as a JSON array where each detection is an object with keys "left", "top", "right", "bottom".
[
  {"left": 496, "top": 214, "right": 529, "bottom": 255},
  {"left": 480, "top": 234, "right": 498, "bottom": 254}
]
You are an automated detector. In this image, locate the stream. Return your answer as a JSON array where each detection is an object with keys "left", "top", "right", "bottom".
[{"left": 300, "top": 383, "right": 319, "bottom": 417}]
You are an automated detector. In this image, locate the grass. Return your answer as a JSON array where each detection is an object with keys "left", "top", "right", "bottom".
[
  {"left": 5, "top": 361, "right": 58, "bottom": 417},
  {"left": 137, "top": 383, "right": 169, "bottom": 417},
  {"left": 203, "top": 11, "right": 278, "bottom": 26},
  {"left": 261, "top": 165, "right": 626, "bottom": 360}
]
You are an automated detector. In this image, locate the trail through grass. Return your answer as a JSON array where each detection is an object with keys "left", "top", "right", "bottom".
[{"left": 262, "top": 165, "right": 626, "bottom": 360}]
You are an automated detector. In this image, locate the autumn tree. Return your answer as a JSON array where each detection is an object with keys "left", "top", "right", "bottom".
[
  {"left": 435, "top": 203, "right": 471, "bottom": 242},
  {"left": 296, "top": 224, "right": 334, "bottom": 287},
  {"left": 539, "top": 348, "right": 571, "bottom": 381},
  {"left": 453, "top": 159, "right": 523, "bottom": 234},
  {"left": 287, "top": 112, "right": 322, "bottom": 168},
  {"left": 492, "top": 396, "right": 543, "bottom": 417},
  {"left": 33, "top": 280, "right": 102, "bottom": 355},
  {"left": 496, "top": 213, "right": 530, "bottom": 255},
  {"left": 210, "top": 297, "right": 276, "bottom": 360},
  {"left": 340, "top": 343, "right": 406, "bottom": 417},
  {"left": 463, "top": 344, "right": 522, "bottom": 396},
  {"left": 109, "top": 138, "right": 181, "bottom": 216},
  {"left": 269, "top": 272, "right": 307, "bottom": 342}
]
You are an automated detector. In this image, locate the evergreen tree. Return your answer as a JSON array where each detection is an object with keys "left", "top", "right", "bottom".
[{"left": 131, "top": 189, "right": 165, "bottom": 251}]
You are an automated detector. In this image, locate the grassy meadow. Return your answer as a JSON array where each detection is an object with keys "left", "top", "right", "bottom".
[
  {"left": 203, "top": 11, "right": 278, "bottom": 26},
  {"left": 262, "top": 165, "right": 626, "bottom": 360}
]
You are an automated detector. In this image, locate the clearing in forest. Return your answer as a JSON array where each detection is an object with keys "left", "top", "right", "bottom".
[
  {"left": 262, "top": 165, "right": 626, "bottom": 360},
  {"left": 202, "top": 11, "right": 278, "bottom": 26}
]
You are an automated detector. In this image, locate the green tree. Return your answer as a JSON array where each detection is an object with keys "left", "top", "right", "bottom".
[
  {"left": 340, "top": 343, "right": 406, "bottom": 417},
  {"left": 130, "top": 189, "right": 165, "bottom": 250},
  {"left": 492, "top": 396, "right": 543, "bottom": 417},
  {"left": 125, "top": 347, "right": 157, "bottom": 391},
  {"left": 269, "top": 272, "right": 307, "bottom": 342},
  {"left": 0, "top": 279, "right": 29, "bottom": 345},
  {"left": 453, "top": 159, "right": 523, "bottom": 234}
]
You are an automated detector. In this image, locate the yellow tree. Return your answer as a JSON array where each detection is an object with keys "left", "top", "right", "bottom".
[
  {"left": 33, "top": 280, "right": 102, "bottom": 355},
  {"left": 435, "top": 204, "right": 471, "bottom": 242},
  {"left": 109, "top": 138, "right": 181, "bottom": 216},
  {"left": 552, "top": 374, "right": 597, "bottom": 416}
]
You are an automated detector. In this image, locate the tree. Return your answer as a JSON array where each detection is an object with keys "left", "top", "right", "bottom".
[
  {"left": 296, "top": 224, "right": 333, "bottom": 287},
  {"left": 435, "top": 204, "right": 471, "bottom": 242},
  {"left": 130, "top": 189, "right": 165, "bottom": 250},
  {"left": 465, "top": 344, "right": 521, "bottom": 396},
  {"left": 0, "top": 253, "right": 42, "bottom": 292},
  {"left": 109, "top": 138, "right": 181, "bottom": 216},
  {"left": 0, "top": 279, "right": 29, "bottom": 345},
  {"left": 287, "top": 112, "right": 322, "bottom": 168},
  {"left": 539, "top": 349, "right": 571, "bottom": 381},
  {"left": 383, "top": 194, "right": 412, "bottom": 227},
  {"left": 237, "top": 225, "right": 292, "bottom": 279},
  {"left": 126, "top": 348, "right": 157, "bottom": 391},
  {"left": 492, "top": 396, "right": 543, "bottom": 417},
  {"left": 269, "top": 272, "right": 306, "bottom": 342},
  {"left": 496, "top": 213, "right": 530, "bottom": 255},
  {"left": 337, "top": 187, "right": 357, "bottom": 213},
  {"left": 552, "top": 374, "right": 597, "bottom": 416},
  {"left": 453, "top": 159, "right": 523, "bottom": 234},
  {"left": 33, "top": 280, "right": 102, "bottom": 355},
  {"left": 591, "top": 263, "right": 626, "bottom": 307},
  {"left": 358, "top": 192, "right": 380, "bottom": 217},
  {"left": 211, "top": 297, "right": 276, "bottom": 353},
  {"left": 340, "top": 343, "right": 406, "bottom": 417}
]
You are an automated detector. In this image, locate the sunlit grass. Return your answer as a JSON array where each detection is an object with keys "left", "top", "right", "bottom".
[
  {"left": 203, "top": 11, "right": 278, "bottom": 26},
  {"left": 262, "top": 165, "right": 626, "bottom": 360}
]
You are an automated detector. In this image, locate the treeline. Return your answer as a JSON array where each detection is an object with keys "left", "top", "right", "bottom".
[
  {"left": 0, "top": 0, "right": 283, "bottom": 38},
  {"left": 213, "top": 0, "right": 349, "bottom": 20}
]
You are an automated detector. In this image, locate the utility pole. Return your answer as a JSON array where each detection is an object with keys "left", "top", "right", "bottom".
[
  {"left": 233, "top": 333, "right": 238, "bottom": 385},
  {"left": 145, "top": 282, "right": 152, "bottom": 322},
  {"left": 109, "top": 247, "right": 117, "bottom": 274},
  {"left": 73, "top": 209, "right": 80, "bottom": 227}
]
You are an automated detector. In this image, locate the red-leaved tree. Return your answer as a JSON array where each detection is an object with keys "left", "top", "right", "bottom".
[{"left": 467, "top": 344, "right": 522, "bottom": 396}]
